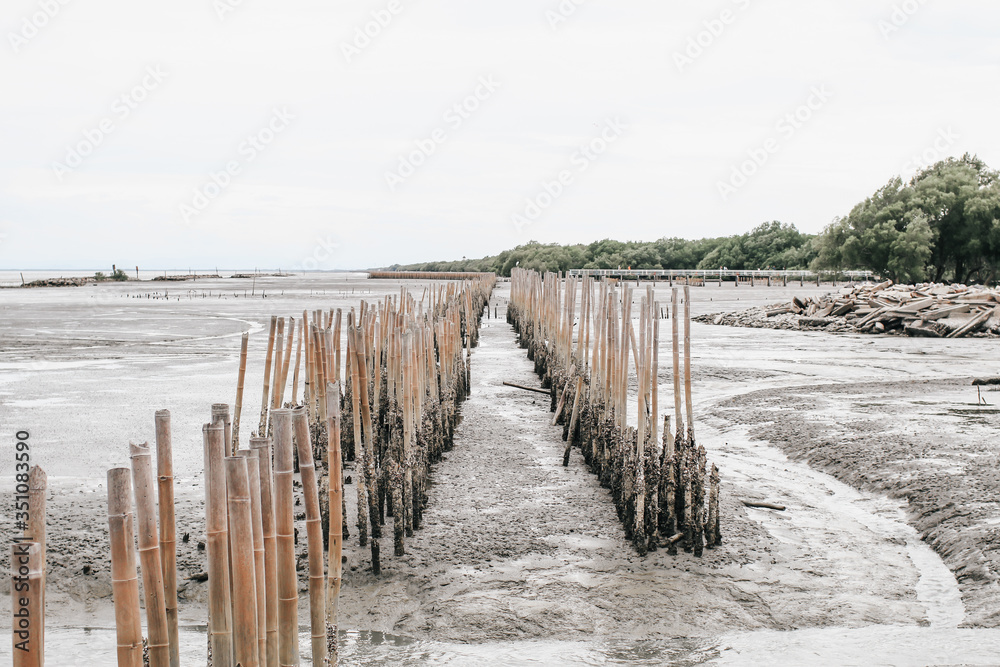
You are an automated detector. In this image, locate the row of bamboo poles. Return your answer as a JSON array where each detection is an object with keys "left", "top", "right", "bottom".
[
  {"left": 507, "top": 268, "right": 721, "bottom": 556},
  {"left": 103, "top": 275, "right": 494, "bottom": 667}
]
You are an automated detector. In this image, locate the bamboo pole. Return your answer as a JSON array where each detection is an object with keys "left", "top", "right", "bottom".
[
  {"left": 233, "top": 332, "right": 249, "bottom": 451},
  {"left": 154, "top": 411, "right": 180, "bottom": 667},
  {"left": 683, "top": 286, "right": 694, "bottom": 438},
  {"left": 271, "top": 409, "right": 298, "bottom": 667},
  {"left": 11, "top": 541, "right": 42, "bottom": 667},
  {"left": 325, "top": 383, "right": 343, "bottom": 663},
  {"left": 203, "top": 422, "right": 234, "bottom": 667},
  {"left": 239, "top": 449, "right": 268, "bottom": 666},
  {"left": 271, "top": 318, "right": 286, "bottom": 412},
  {"left": 130, "top": 442, "right": 170, "bottom": 667},
  {"left": 294, "top": 407, "right": 327, "bottom": 664},
  {"left": 292, "top": 319, "right": 304, "bottom": 405},
  {"left": 107, "top": 467, "right": 143, "bottom": 667},
  {"left": 259, "top": 316, "right": 278, "bottom": 435},
  {"left": 347, "top": 325, "right": 368, "bottom": 547},
  {"left": 277, "top": 317, "right": 295, "bottom": 406},
  {"left": 24, "top": 465, "right": 46, "bottom": 665},
  {"left": 250, "top": 437, "right": 279, "bottom": 667},
  {"left": 671, "top": 288, "right": 682, "bottom": 433},
  {"left": 225, "top": 456, "right": 260, "bottom": 667}
]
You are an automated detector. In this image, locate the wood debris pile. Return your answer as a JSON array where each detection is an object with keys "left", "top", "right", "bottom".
[{"left": 703, "top": 280, "right": 1000, "bottom": 338}]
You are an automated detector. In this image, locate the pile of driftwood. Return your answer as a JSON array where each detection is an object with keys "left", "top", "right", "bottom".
[
  {"left": 507, "top": 269, "right": 721, "bottom": 557},
  {"left": 703, "top": 280, "right": 1000, "bottom": 338}
]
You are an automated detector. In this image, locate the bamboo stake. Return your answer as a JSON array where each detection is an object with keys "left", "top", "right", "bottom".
[
  {"left": 271, "top": 409, "right": 298, "bottom": 667},
  {"left": 259, "top": 316, "right": 278, "bottom": 435},
  {"left": 238, "top": 449, "right": 268, "bottom": 666},
  {"left": 292, "top": 319, "right": 304, "bottom": 406},
  {"left": 24, "top": 465, "right": 46, "bottom": 665},
  {"left": 325, "top": 382, "right": 343, "bottom": 664},
  {"left": 270, "top": 318, "right": 286, "bottom": 411},
  {"left": 130, "top": 442, "right": 170, "bottom": 667},
  {"left": 671, "top": 289, "right": 682, "bottom": 432},
  {"left": 154, "top": 411, "right": 180, "bottom": 667},
  {"left": 11, "top": 542, "right": 42, "bottom": 667},
  {"left": 250, "top": 437, "right": 279, "bottom": 667},
  {"left": 684, "top": 286, "right": 694, "bottom": 438},
  {"left": 203, "top": 422, "right": 234, "bottom": 667},
  {"left": 294, "top": 407, "right": 327, "bottom": 665},
  {"left": 233, "top": 332, "right": 249, "bottom": 452},
  {"left": 108, "top": 468, "right": 143, "bottom": 667},
  {"left": 277, "top": 317, "right": 295, "bottom": 406},
  {"left": 347, "top": 325, "right": 368, "bottom": 547},
  {"left": 225, "top": 456, "right": 260, "bottom": 667}
]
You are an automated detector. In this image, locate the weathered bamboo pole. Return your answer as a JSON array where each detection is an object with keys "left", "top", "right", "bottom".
[
  {"left": 11, "top": 541, "right": 42, "bottom": 667},
  {"left": 292, "top": 319, "right": 304, "bottom": 405},
  {"left": 259, "top": 316, "right": 278, "bottom": 435},
  {"left": 271, "top": 409, "right": 298, "bottom": 667},
  {"left": 250, "top": 437, "right": 279, "bottom": 667},
  {"left": 270, "top": 318, "right": 286, "bottom": 412},
  {"left": 563, "top": 376, "right": 583, "bottom": 466},
  {"left": 225, "top": 456, "right": 260, "bottom": 667},
  {"left": 325, "top": 383, "right": 343, "bottom": 664},
  {"left": 683, "top": 286, "right": 694, "bottom": 438},
  {"left": 347, "top": 325, "right": 369, "bottom": 547},
  {"left": 130, "top": 442, "right": 170, "bottom": 667},
  {"left": 293, "top": 407, "right": 327, "bottom": 664},
  {"left": 154, "top": 411, "right": 180, "bottom": 667},
  {"left": 277, "top": 317, "right": 295, "bottom": 406},
  {"left": 671, "top": 288, "right": 682, "bottom": 432},
  {"left": 24, "top": 464, "right": 46, "bottom": 664},
  {"left": 107, "top": 468, "right": 143, "bottom": 667},
  {"left": 238, "top": 448, "right": 268, "bottom": 666},
  {"left": 203, "top": 422, "right": 234, "bottom": 667},
  {"left": 233, "top": 332, "right": 250, "bottom": 451}
]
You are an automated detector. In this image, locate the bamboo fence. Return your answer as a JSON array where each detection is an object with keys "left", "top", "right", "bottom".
[{"left": 507, "top": 269, "right": 722, "bottom": 555}]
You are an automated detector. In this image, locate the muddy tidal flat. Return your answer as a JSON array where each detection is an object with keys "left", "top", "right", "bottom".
[{"left": 2, "top": 272, "right": 1000, "bottom": 665}]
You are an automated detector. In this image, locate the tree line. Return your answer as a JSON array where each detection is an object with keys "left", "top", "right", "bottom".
[{"left": 390, "top": 154, "right": 999, "bottom": 284}]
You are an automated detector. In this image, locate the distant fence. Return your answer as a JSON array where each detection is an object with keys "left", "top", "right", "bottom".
[
  {"left": 566, "top": 269, "right": 874, "bottom": 285},
  {"left": 367, "top": 271, "right": 496, "bottom": 281}
]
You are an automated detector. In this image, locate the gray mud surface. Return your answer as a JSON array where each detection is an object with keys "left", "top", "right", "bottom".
[
  {"left": 717, "top": 378, "right": 1000, "bottom": 627},
  {"left": 0, "top": 276, "right": 983, "bottom": 651}
]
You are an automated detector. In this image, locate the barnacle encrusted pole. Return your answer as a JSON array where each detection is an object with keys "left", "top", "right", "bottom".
[{"left": 508, "top": 269, "right": 721, "bottom": 556}]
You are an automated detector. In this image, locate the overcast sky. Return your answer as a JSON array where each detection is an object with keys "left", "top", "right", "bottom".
[{"left": 1, "top": 0, "right": 997, "bottom": 270}]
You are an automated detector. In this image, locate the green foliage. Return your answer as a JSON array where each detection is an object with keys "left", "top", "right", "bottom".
[
  {"left": 93, "top": 272, "right": 108, "bottom": 282},
  {"left": 812, "top": 154, "right": 1000, "bottom": 284},
  {"left": 392, "top": 225, "right": 816, "bottom": 277},
  {"left": 696, "top": 221, "right": 817, "bottom": 270},
  {"left": 111, "top": 269, "right": 129, "bottom": 281}
]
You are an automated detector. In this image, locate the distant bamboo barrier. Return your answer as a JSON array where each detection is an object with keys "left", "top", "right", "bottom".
[{"left": 508, "top": 269, "right": 722, "bottom": 555}]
